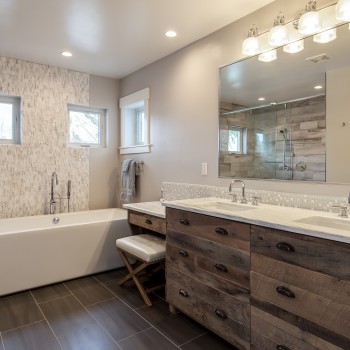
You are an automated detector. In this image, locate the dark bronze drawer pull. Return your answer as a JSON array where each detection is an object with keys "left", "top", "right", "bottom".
[
  {"left": 214, "top": 308, "right": 227, "bottom": 320},
  {"left": 179, "top": 289, "right": 188, "bottom": 297},
  {"left": 179, "top": 249, "right": 189, "bottom": 257},
  {"left": 179, "top": 218, "right": 189, "bottom": 226},
  {"left": 276, "top": 345, "right": 291, "bottom": 350},
  {"left": 276, "top": 242, "right": 295, "bottom": 253},
  {"left": 145, "top": 219, "right": 152, "bottom": 225},
  {"left": 276, "top": 286, "right": 295, "bottom": 298},
  {"left": 215, "top": 227, "right": 228, "bottom": 236},
  {"left": 215, "top": 263, "right": 228, "bottom": 272}
]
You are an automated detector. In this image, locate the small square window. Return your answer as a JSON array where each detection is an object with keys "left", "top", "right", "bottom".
[
  {"left": 0, "top": 95, "right": 21, "bottom": 144},
  {"left": 68, "top": 104, "right": 106, "bottom": 148},
  {"left": 228, "top": 126, "right": 247, "bottom": 155}
]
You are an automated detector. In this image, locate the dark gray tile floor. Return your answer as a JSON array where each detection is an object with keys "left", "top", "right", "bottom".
[{"left": 0, "top": 268, "right": 236, "bottom": 350}]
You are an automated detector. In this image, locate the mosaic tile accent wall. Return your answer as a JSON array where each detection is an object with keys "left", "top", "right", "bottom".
[
  {"left": 0, "top": 57, "right": 90, "bottom": 219},
  {"left": 162, "top": 182, "right": 348, "bottom": 213}
]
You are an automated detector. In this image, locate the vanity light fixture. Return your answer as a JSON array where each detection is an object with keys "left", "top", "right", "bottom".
[
  {"left": 298, "top": 1, "right": 322, "bottom": 35},
  {"left": 336, "top": 0, "right": 350, "bottom": 20},
  {"left": 258, "top": 97, "right": 266, "bottom": 101},
  {"left": 283, "top": 39, "right": 304, "bottom": 53},
  {"left": 61, "top": 51, "right": 72, "bottom": 57},
  {"left": 268, "top": 12, "right": 289, "bottom": 46},
  {"left": 165, "top": 31, "right": 177, "bottom": 38},
  {"left": 242, "top": 25, "right": 260, "bottom": 56},
  {"left": 258, "top": 49, "right": 277, "bottom": 62},
  {"left": 313, "top": 28, "right": 337, "bottom": 43},
  {"left": 314, "top": 85, "right": 323, "bottom": 89}
]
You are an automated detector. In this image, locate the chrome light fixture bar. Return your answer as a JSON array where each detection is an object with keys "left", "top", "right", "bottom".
[{"left": 242, "top": 1, "right": 349, "bottom": 61}]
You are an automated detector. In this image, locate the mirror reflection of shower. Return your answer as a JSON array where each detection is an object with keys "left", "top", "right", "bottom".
[{"left": 278, "top": 127, "right": 294, "bottom": 180}]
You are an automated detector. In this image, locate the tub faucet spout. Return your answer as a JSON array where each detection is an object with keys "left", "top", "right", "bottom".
[{"left": 50, "top": 172, "right": 59, "bottom": 214}]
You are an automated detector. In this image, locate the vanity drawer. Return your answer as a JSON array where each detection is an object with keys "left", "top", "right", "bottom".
[
  {"left": 251, "top": 271, "right": 350, "bottom": 344},
  {"left": 251, "top": 225, "right": 350, "bottom": 280},
  {"left": 128, "top": 210, "right": 166, "bottom": 235},
  {"left": 167, "top": 228, "right": 250, "bottom": 279},
  {"left": 166, "top": 242, "right": 250, "bottom": 295},
  {"left": 166, "top": 267, "right": 250, "bottom": 350},
  {"left": 251, "top": 253, "right": 350, "bottom": 307},
  {"left": 251, "top": 307, "right": 342, "bottom": 350},
  {"left": 166, "top": 207, "right": 250, "bottom": 252}
]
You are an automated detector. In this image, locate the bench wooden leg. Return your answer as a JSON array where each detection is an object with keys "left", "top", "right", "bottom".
[{"left": 118, "top": 250, "right": 153, "bottom": 306}]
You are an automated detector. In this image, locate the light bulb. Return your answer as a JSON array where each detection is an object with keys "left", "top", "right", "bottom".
[
  {"left": 313, "top": 28, "right": 337, "bottom": 43},
  {"left": 283, "top": 39, "right": 304, "bottom": 53},
  {"left": 258, "top": 49, "right": 277, "bottom": 62},
  {"left": 336, "top": 0, "right": 350, "bottom": 21},
  {"left": 268, "top": 25, "right": 289, "bottom": 46},
  {"left": 268, "top": 12, "right": 289, "bottom": 47},
  {"left": 298, "top": 11, "right": 322, "bottom": 34},
  {"left": 298, "top": 1, "right": 321, "bottom": 35},
  {"left": 242, "top": 25, "right": 260, "bottom": 56}
]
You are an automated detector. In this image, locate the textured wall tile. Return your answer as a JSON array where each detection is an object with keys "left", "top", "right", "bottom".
[
  {"left": 162, "top": 182, "right": 347, "bottom": 213},
  {"left": 0, "top": 57, "right": 89, "bottom": 219}
]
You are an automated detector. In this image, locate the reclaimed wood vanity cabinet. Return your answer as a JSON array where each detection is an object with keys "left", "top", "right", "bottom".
[
  {"left": 165, "top": 207, "right": 251, "bottom": 350},
  {"left": 251, "top": 225, "right": 350, "bottom": 350}
]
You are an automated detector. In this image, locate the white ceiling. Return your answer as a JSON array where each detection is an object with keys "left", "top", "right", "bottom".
[{"left": 0, "top": 0, "right": 275, "bottom": 79}]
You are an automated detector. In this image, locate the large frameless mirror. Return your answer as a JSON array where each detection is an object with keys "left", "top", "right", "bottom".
[{"left": 219, "top": 21, "right": 350, "bottom": 183}]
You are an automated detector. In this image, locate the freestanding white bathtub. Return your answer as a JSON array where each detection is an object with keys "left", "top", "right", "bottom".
[{"left": 0, "top": 208, "right": 132, "bottom": 296}]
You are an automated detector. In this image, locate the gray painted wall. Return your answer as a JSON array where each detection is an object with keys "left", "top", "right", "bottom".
[
  {"left": 89, "top": 75, "right": 120, "bottom": 209},
  {"left": 120, "top": 0, "right": 350, "bottom": 202}
]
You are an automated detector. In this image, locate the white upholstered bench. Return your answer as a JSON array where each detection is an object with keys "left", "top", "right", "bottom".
[{"left": 116, "top": 234, "right": 166, "bottom": 306}]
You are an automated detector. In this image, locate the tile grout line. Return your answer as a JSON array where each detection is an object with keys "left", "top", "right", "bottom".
[
  {"left": 1, "top": 320, "right": 45, "bottom": 335},
  {"left": 36, "top": 291, "right": 73, "bottom": 305},
  {"left": 63, "top": 286, "right": 123, "bottom": 349},
  {"left": 29, "top": 290, "right": 64, "bottom": 350},
  {"left": 99, "top": 280, "right": 181, "bottom": 348},
  {"left": 177, "top": 331, "right": 209, "bottom": 348}
]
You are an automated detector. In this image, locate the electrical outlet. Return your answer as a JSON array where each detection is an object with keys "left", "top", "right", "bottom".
[{"left": 201, "top": 162, "right": 208, "bottom": 175}]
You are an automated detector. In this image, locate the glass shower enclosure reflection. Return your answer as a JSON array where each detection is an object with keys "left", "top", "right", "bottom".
[{"left": 219, "top": 95, "right": 326, "bottom": 181}]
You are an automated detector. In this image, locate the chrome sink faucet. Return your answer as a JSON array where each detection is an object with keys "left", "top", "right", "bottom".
[
  {"left": 229, "top": 179, "right": 247, "bottom": 204},
  {"left": 50, "top": 172, "right": 59, "bottom": 214}
]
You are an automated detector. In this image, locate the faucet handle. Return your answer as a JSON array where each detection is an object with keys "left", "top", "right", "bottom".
[
  {"left": 332, "top": 205, "right": 348, "bottom": 218},
  {"left": 228, "top": 193, "right": 237, "bottom": 202},
  {"left": 252, "top": 196, "right": 262, "bottom": 206},
  {"left": 240, "top": 197, "right": 248, "bottom": 204}
]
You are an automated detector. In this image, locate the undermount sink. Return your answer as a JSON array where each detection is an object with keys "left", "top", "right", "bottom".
[
  {"left": 193, "top": 201, "right": 258, "bottom": 212},
  {"left": 295, "top": 216, "right": 350, "bottom": 231}
]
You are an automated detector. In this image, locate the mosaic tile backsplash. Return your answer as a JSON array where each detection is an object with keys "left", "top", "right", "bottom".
[
  {"left": 162, "top": 182, "right": 348, "bottom": 213},
  {"left": 0, "top": 57, "right": 90, "bottom": 219}
]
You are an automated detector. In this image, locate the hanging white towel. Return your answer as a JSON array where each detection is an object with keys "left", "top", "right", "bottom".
[{"left": 120, "top": 159, "right": 137, "bottom": 202}]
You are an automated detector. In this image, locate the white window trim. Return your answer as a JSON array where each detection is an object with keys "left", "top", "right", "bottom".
[
  {"left": 119, "top": 87, "right": 151, "bottom": 155},
  {"left": 0, "top": 95, "right": 21, "bottom": 145},
  {"left": 68, "top": 104, "right": 107, "bottom": 148}
]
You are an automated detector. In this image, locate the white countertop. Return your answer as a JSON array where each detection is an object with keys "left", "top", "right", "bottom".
[
  {"left": 122, "top": 201, "right": 166, "bottom": 218},
  {"left": 163, "top": 197, "right": 350, "bottom": 244}
]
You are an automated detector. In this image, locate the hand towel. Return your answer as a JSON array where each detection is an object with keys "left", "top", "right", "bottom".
[{"left": 120, "top": 159, "right": 136, "bottom": 202}]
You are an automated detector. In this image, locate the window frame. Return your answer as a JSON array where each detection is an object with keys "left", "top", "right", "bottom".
[
  {"left": 228, "top": 125, "right": 247, "bottom": 155},
  {"left": 0, "top": 95, "right": 21, "bottom": 145},
  {"left": 119, "top": 87, "right": 150, "bottom": 155},
  {"left": 67, "top": 104, "right": 107, "bottom": 148}
]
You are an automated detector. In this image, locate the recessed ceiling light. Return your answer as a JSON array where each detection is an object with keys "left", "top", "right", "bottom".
[
  {"left": 258, "top": 97, "right": 266, "bottom": 101},
  {"left": 165, "top": 31, "right": 177, "bottom": 38},
  {"left": 314, "top": 85, "right": 323, "bottom": 89},
  {"left": 61, "top": 51, "right": 72, "bottom": 57}
]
